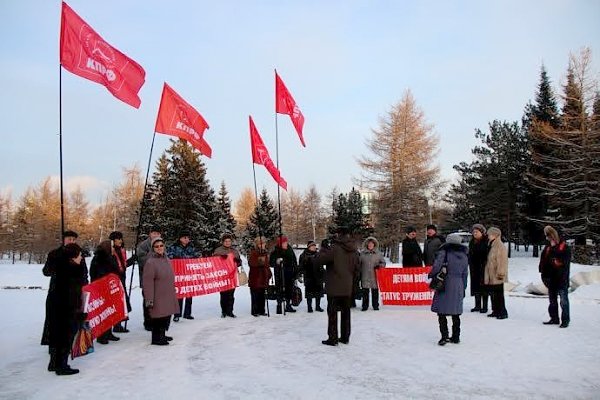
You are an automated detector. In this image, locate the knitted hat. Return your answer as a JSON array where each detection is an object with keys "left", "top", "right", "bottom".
[
  {"left": 307, "top": 240, "right": 317, "bottom": 248},
  {"left": 178, "top": 231, "right": 191, "bottom": 239},
  {"left": 151, "top": 237, "right": 165, "bottom": 247},
  {"left": 426, "top": 224, "right": 437, "bottom": 231},
  {"left": 150, "top": 225, "right": 162, "bottom": 234},
  {"left": 62, "top": 230, "right": 78, "bottom": 239},
  {"left": 471, "top": 224, "right": 487, "bottom": 235},
  {"left": 446, "top": 233, "right": 462, "bottom": 245}
]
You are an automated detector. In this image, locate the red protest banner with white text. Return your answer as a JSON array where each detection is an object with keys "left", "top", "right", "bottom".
[
  {"left": 171, "top": 255, "right": 237, "bottom": 298},
  {"left": 376, "top": 266, "right": 434, "bottom": 306},
  {"left": 82, "top": 273, "right": 128, "bottom": 338}
]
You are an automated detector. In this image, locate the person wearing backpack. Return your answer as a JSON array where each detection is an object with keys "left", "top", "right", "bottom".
[{"left": 428, "top": 233, "right": 469, "bottom": 346}]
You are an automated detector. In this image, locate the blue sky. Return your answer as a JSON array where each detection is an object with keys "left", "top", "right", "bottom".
[{"left": 1, "top": 0, "right": 599, "bottom": 207}]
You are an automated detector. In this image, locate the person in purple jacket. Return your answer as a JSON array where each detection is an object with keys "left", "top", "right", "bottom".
[{"left": 428, "top": 233, "right": 469, "bottom": 346}]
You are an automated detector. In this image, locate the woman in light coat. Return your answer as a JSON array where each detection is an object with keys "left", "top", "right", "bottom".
[
  {"left": 429, "top": 234, "right": 469, "bottom": 345},
  {"left": 359, "top": 237, "right": 386, "bottom": 311},
  {"left": 484, "top": 227, "right": 508, "bottom": 319},
  {"left": 143, "top": 237, "right": 180, "bottom": 345}
]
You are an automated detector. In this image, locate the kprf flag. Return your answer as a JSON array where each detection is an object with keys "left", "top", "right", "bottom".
[
  {"left": 155, "top": 83, "right": 212, "bottom": 157},
  {"left": 60, "top": 2, "right": 146, "bottom": 108},
  {"left": 275, "top": 71, "right": 306, "bottom": 147},
  {"left": 249, "top": 116, "right": 287, "bottom": 190}
]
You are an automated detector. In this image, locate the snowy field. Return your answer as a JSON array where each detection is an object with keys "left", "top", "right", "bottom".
[{"left": 0, "top": 248, "right": 599, "bottom": 400}]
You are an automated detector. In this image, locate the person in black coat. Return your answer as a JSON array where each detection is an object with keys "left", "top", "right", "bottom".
[
  {"left": 269, "top": 236, "right": 298, "bottom": 314},
  {"left": 423, "top": 224, "right": 445, "bottom": 266},
  {"left": 90, "top": 240, "right": 122, "bottom": 344},
  {"left": 299, "top": 241, "right": 324, "bottom": 313},
  {"left": 46, "top": 243, "right": 86, "bottom": 375},
  {"left": 402, "top": 226, "right": 423, "bottom": 267},
  {"left": 41, "top": 231, "right": 88, "bottom": 354},
  {"left": 539, "top": 225, "right": 571, "bottom": 328},
  {"left": 468, "top": 224, "right": 489, "bottom": 313}
]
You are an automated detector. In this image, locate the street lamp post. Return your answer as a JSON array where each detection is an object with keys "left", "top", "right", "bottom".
[{"left": 427, "top": 199, "right": 434, "bottom": 225}]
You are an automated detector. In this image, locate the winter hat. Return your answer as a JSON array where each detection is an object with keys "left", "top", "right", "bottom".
[
  {"left": 307, "top": 240, "right": 317, "bottom": 248},
  {"left": 446, "top": 233, "right": 462, "bottom": 245},
  {"left": 108, "top": 231, "right": 123, "bottom": 240},
  {"left": 221, "top": 233, "right": 234, "bottom": 242},
  {"left": 277, "top": 236, "right": 288, "bottom": 247},
  {"left": 426, "top": 224, "right": 437, "bottom": 231},
  {"left": 150, "top": 225, "right": 162, "bottom": 233},
  {"left": 471, "top": 224, "right": 487, "bottom": 235},
  {"left": 151, "top": 237, "right": 165, "bottom": 248},
  {"left": 405, "top": 226, "right": 417, "bottom": 234},
  {"left": 336, "top": 225, "right": 350, "bottom": 235},
  {"left": 62, "top": 230, "right": 78, "bottom": 239},
  {"left": 487, "top": 227, "right": 501, "bottom": 238},
  {"left": 254, "top": 236, "right": 268, "bottom": 247},
  {"left": 178, "top": 231, "right": 191, "bottom": 239},
  {"left": 544, "top": 225, "right": 560, "bottom": 243},
  {"left": 63, "top": 243, "right": 82, "bottom": 260}
]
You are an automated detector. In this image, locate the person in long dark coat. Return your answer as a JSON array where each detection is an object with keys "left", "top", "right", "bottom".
[
  {"left": 269, "top": 236, "right": 299, "bottom": 314},
  {"left": 248, "top": 236, "right": 272, "bottom": 316},
  {"left": 468, "top": 224, "right": 489, "bottom": 313},
  {"left": 315, "top": 227, "right": 360, "bottom": 346},
  {"left": 539, "top": 225, "right": 571, "bottom": 328},
  {"left": 90, "top": 240, "right": 122, "bottom": 344},
  {"left": 299, "top": 241, "right": 324, "bottom": 313},
  {"left": 429, "top": 234, "right": 469, "bottom": 346},
  {"left": 402, "top": 226, "right": 423, "bottom": 267},
  {"left": 108, "top": 231, "right": 133, "bottom": 333},
  {"left": 46, "top": 243, "right": 86, "bottom": 375},
  {"left": 41, "top": 231, "right": 88, "bottom": 357},
  {"left": 143, "top": 237, "right": 180, "bottom": 345}
]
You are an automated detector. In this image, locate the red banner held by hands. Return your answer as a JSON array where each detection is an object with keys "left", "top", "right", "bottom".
[
  {"left": 275, "top": 71, "right": 306, "bottom": 147},
  {"left": 249, "top": 116, "right": 288, "bottom": 190},
  {"left": 60, "top": 2, "right": 146, "bottom": 108},
  {"left": 82, "top": 273, "right": 128, "bottom": 338},
  {"left": 155, "top": 82, "right": 212, "bottom": 157},
  {"left": 376, "top": 267, "right": 434, "bottom": 306},
  {"left": 171, "top": 255, "right": 238, "bottom": 298}
]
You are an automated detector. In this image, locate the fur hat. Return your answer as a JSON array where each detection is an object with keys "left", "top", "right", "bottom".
[
  {"left": 276, "top": 236, "right": 288, "bottom": 247},
  {"left": 63, "top": 243, "right": 82, "bottom": 260},
  {"left": 62, "top": 230, "right": 78, "bottom": 239},
  {"left": 405, "top": 226, "right": 417, "bottom": 234},
  {"left": 487, "top": 227, "right": 501, "bottom": 238},
  {"left": 307, "top": 240, "right": 317, "bottom": 248},
  {"left": 149, "top": 225, "right": 162, "bottom": 233},
  {"left": 426, "top": 224, "right": 437, "bottom": 231},
  {"left": 471, "top": 224, "right": 487, "bottom": 235},
  {"left": 544, "top": 225, "right": 560, "bottom": 243},
  {"left": 446, "top": 233, "right": 462, "bottom": 245},
  {"left": 108, "top": 231, "right": 123, "bottom": 240},
  {"left": 254, "top": 236, "right": 268, "bottom": 247}
]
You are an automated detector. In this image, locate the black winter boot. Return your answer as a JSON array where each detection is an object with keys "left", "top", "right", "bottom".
[
  {"left": 471, "top": 294, "right": 481, "bottom": 312},
  {"left": 361, "top": 289, "right": 369, "bottom": 311},
  {"left": 438, "top": 314, "right": 449, "bottom": 345},
  {"left": 307, "top": 298, "right": 313, "bottom": 313},
  {"left": 450, "top": 315, "right": 461, "bottom": 343},
  {"left": 47, "top": 348, "right": 58, "bottom": 372},
  {"left": 276, "top": 303, "right": 283, "bottom": 315},
  {"left": 315, "top": 297, "right": 324, "bottom": 312},
  {"left": 480, "top": 294, "right": 488, "bottom": 313},
  {"left": 55, "top": 351, "right": 79, "bottom": 375}
]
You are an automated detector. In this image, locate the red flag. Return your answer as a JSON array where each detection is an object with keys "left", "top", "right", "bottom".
[
  {"left": 60, "top": 2, "right": 146, "bottom": 108},
  {"left": 275, "top": 71, "right": 306, "bottom": 147},
  {"left": 155, "top": 83, "right": 212, "bottom": 157},
  {"left": 249, "top": 116, "right": 287, "bottom": 190}
]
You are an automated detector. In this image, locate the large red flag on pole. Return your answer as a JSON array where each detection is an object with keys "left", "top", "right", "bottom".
[
  {"left": 250, "top": 116, "right": 287, "bottom": 190},
  {"left": 155, "top": 83, "right": 212, "bottom": 157},
  {"left": 60, "top": 2, "right": 146, "bottom": 108},
  {"left": 275, "top": 71, "right": 306, "bottom": 147}
]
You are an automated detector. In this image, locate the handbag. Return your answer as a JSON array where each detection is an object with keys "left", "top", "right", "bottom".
[
  {"left": 71, "top": 321, "right": 94, "bottom": 359},
  {"left": 291, "top": 284, "right": 302, "bottom": 306},
  {"left": 266, "top": 284, "right": 278, "bottom": 300},
  {"left": 429, "top": 251, "right": 448, "bottom": 292},
  {"left": 238, "top": 266, "right": 248, "bottom": 286}
]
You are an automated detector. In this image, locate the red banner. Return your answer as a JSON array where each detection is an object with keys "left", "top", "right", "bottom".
[
  {"left": 171, "top": 255, "right": 237, "bottom": 299},
  {"left": 376, "top": 266, "right": 434, "bottom": 306},
  {"left": 82, "top": 273, "right": 128, "bottom": 338},
  {"left": 60, "top": 2, "right": 145, "bottom": 108},
  {"left": 275, "top": 71, "right": 306, "bottom": 147}
]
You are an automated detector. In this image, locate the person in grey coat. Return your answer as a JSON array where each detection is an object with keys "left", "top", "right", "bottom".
[
  {"left": 359, "top": 237, "right": 386, "bottom": 311},
  {"left": 142, "top": 237, "right": 180, "bottom": 346},
  {"left": 136, "top": 225, "right": 162, "bottom": 331},
  {"left": 428, "top": 233, "right": 468, "bottom": 346}
]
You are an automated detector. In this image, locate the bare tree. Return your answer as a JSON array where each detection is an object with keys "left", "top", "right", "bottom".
[{"left": 233, "top": 187, "right": 256, "bottom": 239}]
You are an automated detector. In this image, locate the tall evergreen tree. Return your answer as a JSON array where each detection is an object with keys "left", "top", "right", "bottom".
[
  {"left": 216, "top": 181, "right": 237, "bottom": 237},
  {"left": 242, "top": 189, "right": 279, "bottom": 253}
]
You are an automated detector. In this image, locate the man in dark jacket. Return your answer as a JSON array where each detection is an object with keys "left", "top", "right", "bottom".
[
  {"left": 269, "top": 236, "right": 298, "bottom": 314},
  {"left": 315, "top": 227, "right": 360, "bottom": 346},
  {"left": 423, "top": 224, "right": 445, "bottom": 266},
  {"left": 167, "top": 232, "right": 199, "bottom": 321},
  {"left": 540, "top": 225, "right": 571, "bottom": 328},
  {"left": 402, "top": 226, "right": 423, "bottom": 267}
]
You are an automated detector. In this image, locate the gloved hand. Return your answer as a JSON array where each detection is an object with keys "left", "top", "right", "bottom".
[
  {"left": 145, "top": 300, "right": 154, "bottom": 308},
  {"left": 276, "top": 258, "right": 283, "bottom": 265},
  {"left": 126, "top": 255, "right": 137, "bottom": 267}
]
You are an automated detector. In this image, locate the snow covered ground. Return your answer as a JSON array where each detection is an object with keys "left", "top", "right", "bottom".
[{"left": 0, "top": 248, "right": 599, "bottom": 400}]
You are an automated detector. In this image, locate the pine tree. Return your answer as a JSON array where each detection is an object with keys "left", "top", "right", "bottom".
[
  {"left": 243, "top": 188, "right": 279, "bottom": 253},
  {"left": 216, "top": 181, "right": 237, "bottom": 237}
]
